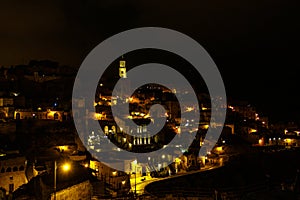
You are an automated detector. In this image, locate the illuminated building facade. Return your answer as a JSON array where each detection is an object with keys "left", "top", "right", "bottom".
[{"left": 14, "top": 109, "right": 69, "bottom": 122}]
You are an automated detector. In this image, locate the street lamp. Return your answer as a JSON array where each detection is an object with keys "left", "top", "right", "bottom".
[
  {"left": 133, "top": 159, "right": 137, "bottom": 196},
  {"left": 62, "top": 163, "right": 71, "bottom": 172},
  {"left": 54, "top": 161, "right": 71, "bottom": 200}
]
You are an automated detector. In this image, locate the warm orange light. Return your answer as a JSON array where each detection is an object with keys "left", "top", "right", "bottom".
[
  {"left": 176, "top": 127, "right": 181, "bottom": 134},
  {"left": 249, "top": 128, "right": 257, "bottom": 133},
  {"left": 285, "top": 138, "right": 292, "bottom": 143},
  {"left": 59, "top": 146, "right": 68, "bottom": 152},
  {"left": 144, "top": 114, "right": 150, "bottom": 118},
  {"left": 215, "top": 146, "right": 223, "bottom": 152},
  {"left": 62, "top": 163, "right": 71, "bottom": 172},
  {"left": 94, "top": 113, "right": 102, "bottom": 120},
  {"left": 186, "top": 107, "right": 194, "bottom": 112},
  {"left": 203, "top": 124, "right": 209, "bottom": 129}
]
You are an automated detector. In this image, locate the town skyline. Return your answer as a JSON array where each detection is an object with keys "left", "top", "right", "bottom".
[
  {"left": 1, "top": 56, "right": 298, "bottom": 124},
  {"left": 0, "top": 1, "right": 299, "bottom": 123},
  {"left": 1, "top": 1, "right": 300, "bottom": 199}
]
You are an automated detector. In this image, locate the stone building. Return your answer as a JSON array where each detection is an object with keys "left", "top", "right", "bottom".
[{"left": 0, "top": 155, "right": 27, "bottom": 195}]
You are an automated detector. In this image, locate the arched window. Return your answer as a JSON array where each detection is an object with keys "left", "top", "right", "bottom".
[
  {"left": 6, "top": 167, "right": 11, "bottom": 172},
  {"left": 19, "top": 166, "right": 25, "bottom": 171},
  {"left": 16, "top": 113, "right": 21, "bottom": 120},
  {"left": 1, "top": 168, "right": 5, "bottom": 173},
  {"left": 54, "top": 113, "right": 59, "bottom": 120},
  {"left": 13, "top": 167, "right": 18, "bottom": 172}
]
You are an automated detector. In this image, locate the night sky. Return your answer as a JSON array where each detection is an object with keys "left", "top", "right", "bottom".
[{"left": 0, "top": 0, "right": 299, "bottom": 122}]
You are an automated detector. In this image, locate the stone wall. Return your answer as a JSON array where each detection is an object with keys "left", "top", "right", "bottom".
[{"left": 50, "top": 180, "right": 92, "bottom": 200}]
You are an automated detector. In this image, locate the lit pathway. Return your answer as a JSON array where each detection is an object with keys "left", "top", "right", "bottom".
[{"left": 130, "top": 164, "right": 221, "bottom": 196}]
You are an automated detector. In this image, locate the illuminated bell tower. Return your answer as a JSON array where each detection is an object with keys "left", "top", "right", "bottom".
[
  {"left": 116, "top": 57, "right": 131, "bottom": 102},
  {"left": 119, "top": 59, "right": 127, "bottom": 78}
]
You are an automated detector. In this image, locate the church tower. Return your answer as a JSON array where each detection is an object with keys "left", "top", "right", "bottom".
[
  {"left": 115, "top": 56, "right": 130, "bottom": 103},
  {"left": 119, "top": 59, "right": 127, "bottom": 78}
]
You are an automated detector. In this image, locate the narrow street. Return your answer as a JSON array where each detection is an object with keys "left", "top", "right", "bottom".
[{"left": 130, "top": 164, "right": 221, "bottom": 196}]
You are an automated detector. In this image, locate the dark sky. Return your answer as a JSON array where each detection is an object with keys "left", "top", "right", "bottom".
[{"left": 1, "top": 0, "right": 299, "bottom": 122}]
